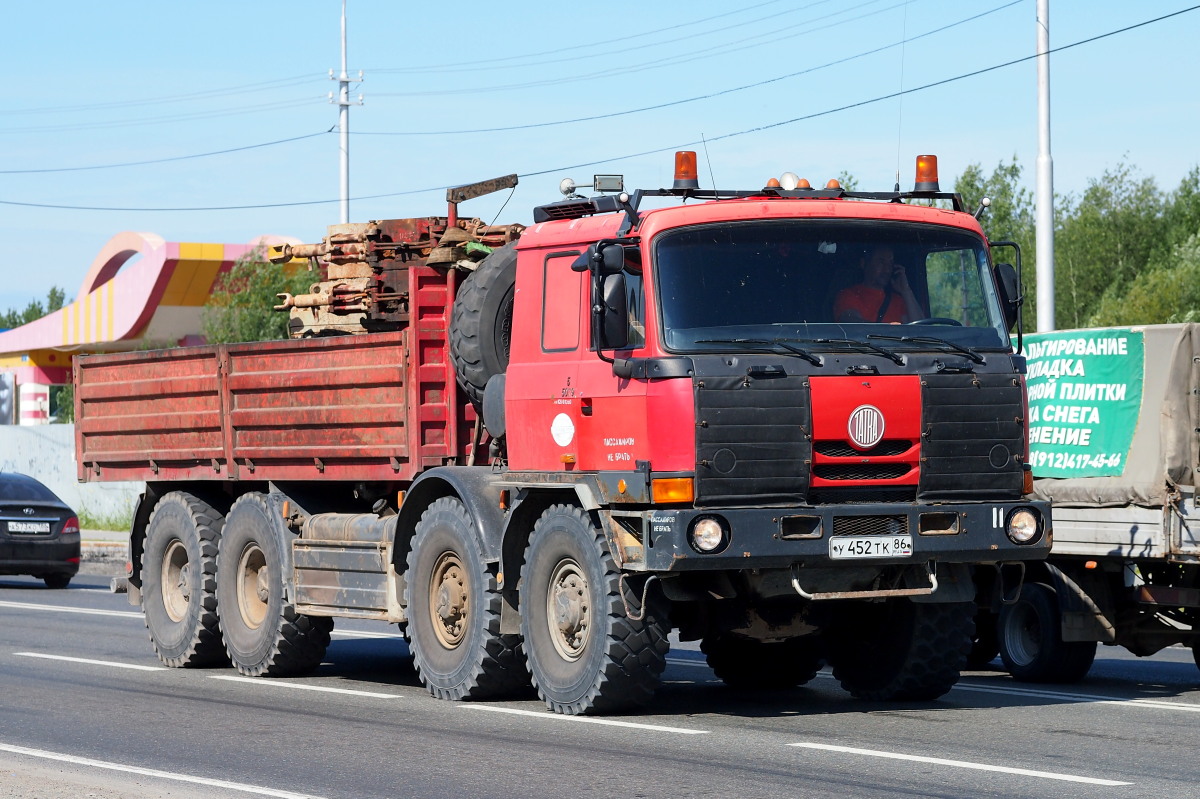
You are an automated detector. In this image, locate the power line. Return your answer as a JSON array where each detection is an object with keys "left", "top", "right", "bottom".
[
  {"left": 370, "top": 0, "right": 816, "bottom": 75},
  {"left": 357, "top": 2, "right": 1018, "bottom": 137},
  {"left": 0, "top": 74, "right": 326, "bottom": 117},
  {"left": 0, "top": 97, "right": 325, "bottom": 135},
  {"left": 372, "top": 0, "right": 900, "bottom": 97},
  {"left": 1, "top": 5, "right": 1194, "bottom": 213},
  {"left": 0, "top": 129, "right": 333, "bottom": 174}
]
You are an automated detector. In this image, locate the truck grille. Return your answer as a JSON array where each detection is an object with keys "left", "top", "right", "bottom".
[
  {"left": 832, "top": 515, "right": 909, "bottom": 536},
  {"left": 814, "top": 440, "right": 912, "bottom": 457},
  {"left": 808, "top": 487, "right": 917, "bottom": 505},
  {"left": 813, "top": 463, "right": 911, "bottom": 481}
]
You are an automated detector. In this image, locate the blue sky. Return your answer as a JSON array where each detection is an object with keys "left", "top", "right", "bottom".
[{"left": 2, "top": 1, "right": 1197, "bottom": 313}]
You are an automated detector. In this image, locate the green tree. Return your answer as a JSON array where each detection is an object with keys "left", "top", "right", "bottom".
[
  {"left": 1089, "top": 232, "right": 1200, "bottom": 325},
  {"left": 0, "top": 286, "right": 69, "bottom": 329},
  {"left": 202, "top": 247, "right": 313, "bottom": 344},
  {"left": 1054, "top": 161, "right": 1163, "bottom": 329}
]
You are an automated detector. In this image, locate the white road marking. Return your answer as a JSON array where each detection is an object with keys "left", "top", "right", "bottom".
[
  {"left": 954, "top": 682, "right": 1200, "bottom": 713},
  {"left": 14, "top": 652, "right": 165, "bottom": 672},
  {"left": 789, "top": 742, "right": 1131, "bottom": 786},
  {"left": 461, "top": 704, "right": 709, "bottom": 734},
  {"left": 0, "top": 742, "right": 326, "bottom": 799},
  {"left": 0, "top": 600, "right": 141, "bottom": 619},
  {"left": 210, "top": 674, "right": 401, "bottom": 699},
  {"left": 667, "top": 657, "right": 707, "bottom": 668}
]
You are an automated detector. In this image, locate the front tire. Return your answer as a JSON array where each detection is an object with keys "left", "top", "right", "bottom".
[
  {"left": 520, "top": 505, "right": 669, "bottom": 715},
  {"left": 404, "top": 497, "right": 527, "bottom": 700},
  {"left": 702, "top": 634, "right": 824, "bottom": 690},
  {"left": 999, "top": 582, "right": 1096, "bottom": 682},
  {"left": 827, "top": 599, "right": 973, "bottom": 701},
  {"left": 141, "top": 491, "right": 226, "bottom": 668},
  {"left": 216, "top": 493, "right": 332, "bottom": 677}
]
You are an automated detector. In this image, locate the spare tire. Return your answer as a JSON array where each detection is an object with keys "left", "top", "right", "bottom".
[{"left": 450, "top": 243, "right": 518, "bottom": 406}]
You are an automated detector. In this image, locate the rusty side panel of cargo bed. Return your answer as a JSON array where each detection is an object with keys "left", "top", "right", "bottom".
[{"left": 76, "top": 261, "right": 476, "bottom": 484}]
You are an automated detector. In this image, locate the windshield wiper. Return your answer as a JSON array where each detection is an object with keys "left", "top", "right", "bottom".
[
  {"left": 695, "top": 338, "right": 822, "bottom": 366},
  {"left": 868, "top": 334, "right": 985, "bottom": 364},
  {"left": 790, "top": 337, "right": 904, "bottom": 365}
]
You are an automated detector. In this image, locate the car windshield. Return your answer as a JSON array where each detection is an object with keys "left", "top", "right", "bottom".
[
  {"left": 0, "top": 473, "right": 62, "bottom": 503},
  {"left": 653, "top": 219, "right": 1010, "bottom": 354}
]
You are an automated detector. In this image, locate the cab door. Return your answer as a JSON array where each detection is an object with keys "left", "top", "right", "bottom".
[{"left": 503, "top": 249, "right": 585, "bottom": 471}]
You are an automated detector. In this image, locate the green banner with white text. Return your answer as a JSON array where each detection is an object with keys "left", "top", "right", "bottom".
[{"left": 1021, "top": 328, "right": 1144, "bottom": 478}]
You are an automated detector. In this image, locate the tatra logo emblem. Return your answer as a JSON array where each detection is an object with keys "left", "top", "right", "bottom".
[{"left": 848, "top": 405, "right": 885, "bottom": 449}]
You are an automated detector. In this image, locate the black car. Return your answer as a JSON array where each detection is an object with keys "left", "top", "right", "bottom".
[{"left": 0, "top": 472, "right": 80, "bottom": 588}]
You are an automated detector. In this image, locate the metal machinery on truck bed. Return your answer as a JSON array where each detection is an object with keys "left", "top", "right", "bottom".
[{"left": 77, "top": 154, "right": 1050, "bottom": 715}]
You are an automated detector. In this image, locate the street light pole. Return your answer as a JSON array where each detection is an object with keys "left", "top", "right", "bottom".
[{"left": 1035, "top": 0, "right": 1056, "bottom": 331}]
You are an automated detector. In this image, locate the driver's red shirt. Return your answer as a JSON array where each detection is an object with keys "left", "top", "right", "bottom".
[{"left": 834, "top": 285, "right": 905, "bottom": 324}]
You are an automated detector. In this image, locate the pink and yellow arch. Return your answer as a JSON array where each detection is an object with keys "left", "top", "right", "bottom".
[{"left": 0, "top": 231, "right": 298, "bottom": 416}]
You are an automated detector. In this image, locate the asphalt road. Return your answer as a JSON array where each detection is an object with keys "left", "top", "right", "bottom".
[{"left": 2, "top": 572, "right": 1198, "bottom": 799}]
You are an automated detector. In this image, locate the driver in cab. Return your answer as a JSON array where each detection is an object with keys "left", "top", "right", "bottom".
[{"left": 833, "top": 245, "right": 923, "bottom": 324}]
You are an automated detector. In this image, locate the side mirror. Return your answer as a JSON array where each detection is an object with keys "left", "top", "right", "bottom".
[
  {"left": 993, "top": 262, "right": 1021, "bottom": 331},
  {"left": 599, "top": 273, "right": 629, "bottom": 350}
]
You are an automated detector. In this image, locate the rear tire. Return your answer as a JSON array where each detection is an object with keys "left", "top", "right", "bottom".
[
  {"left": 520, "top": 505, "right": 669, "bottom": 715},
  {"left": 827, "top": 600, "right": 973, "bottom": 701},
  {"left": 217, "top": 493, "right": 332, "bottom": 677},
  {"left": 702, "top": 634, "right": 824, "bottom": 689},
  {"left": 141, "top": 491, "right": 227, "bottom": 668},
  {"left": 404, "top": 497, "right": 527, "bottom": 700},
  {"left": 450, "top": 243, "right": 517, "bottom": 406},
  {"left": 999, "top": 582, "right": 1096, "bottom": 683},
  {"left": 42, "top": 574, "right": 72, "bottom": 590}
]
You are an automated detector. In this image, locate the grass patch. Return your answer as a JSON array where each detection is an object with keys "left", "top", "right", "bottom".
[{"left": 77, "top": 508, "right": 134, "bottom": 532}]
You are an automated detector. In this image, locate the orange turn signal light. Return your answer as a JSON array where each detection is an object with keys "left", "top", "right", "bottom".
[
  {"left": 915, "top": 154, "right": 940, "bottom": 191},
  {"left": 1085, "top": 560, "right": 1098, "bottom": 569},
  {"left": 1022, "top": 468, "right": 1034, "bottom": 495},
  {"left": 673, "top": 151, "right": 699, "bottom": 190},
  {"left": 652, "top": 477, "right": 694, "bottom": 504}
]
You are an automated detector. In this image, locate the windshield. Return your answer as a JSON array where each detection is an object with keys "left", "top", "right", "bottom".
[{"left": 653, "top": 219, "right": 1010, "bottom": 354}]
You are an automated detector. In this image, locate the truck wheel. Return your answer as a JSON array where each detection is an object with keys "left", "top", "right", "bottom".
[
  {"left": 701, "top": 634, "right": 824, "bottom": 689},
  {"left": 520, "top": 505, "right": 670, "bottom": 715},
  {"left": 141, "top": 491, "right": 227, "bottom": 668},
  {"left": 827, "top": 599, "right": 973, "bottom": 701},
  {"left": 216, "top": 493, "right": 332, "bottom": 677},
  {"left": 405, "top": 496, "right": 527, "bottom": 700},
  {"left": 966, "top": 609, "right": 1000, "bottom": 668},
  {"left": 999, "top": 582, "right": 1096, "bottom": 682},
  {"left": 450, "top": 243, "right": 517, "bottom": 406}
]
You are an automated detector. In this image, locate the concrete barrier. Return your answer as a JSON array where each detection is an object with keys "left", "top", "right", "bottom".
[{"left": 0, "top": 424, "right": 142, "bottom": 523}]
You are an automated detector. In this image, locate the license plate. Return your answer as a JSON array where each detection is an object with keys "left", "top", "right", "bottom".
[
  {"left": 829, "top": 534, "right": 913, "bottom": 559},
  {"left": 7, "top": 520, "right": 51, "bottom": 534}
]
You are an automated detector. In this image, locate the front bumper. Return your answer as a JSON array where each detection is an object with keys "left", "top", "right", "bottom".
[{"left": 609, "top": 500, "right": 1050, "bottom": 572}]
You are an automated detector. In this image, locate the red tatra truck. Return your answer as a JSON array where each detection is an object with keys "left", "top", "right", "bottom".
[{"left": 76, "top": 154, "right": 1050, "bottom": 715}]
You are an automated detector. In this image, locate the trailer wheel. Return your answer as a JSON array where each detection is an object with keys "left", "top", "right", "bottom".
[
  {"left": 701, "top": 634, "right": 824, "bottom": 690},
  {"left": 450, "top": 243, "right": 517, "bottom": 406},
  {"left": 999, "top": 582, "right": 1096, "bottom": 682},
  {"left": 520, "top": 505, "right": 670, "bottom": 715},
  {"left": 216, "top": 493, "right": 332, "bottom": 677},
  {"left": 141, "top": 491, "right": 227, "bottom": 668},
  {"left": 827, "top": 599, "right": 973, "bottom": 701},
  {"left": 405, "top": 497, "right": 527, "bottom": 700}
]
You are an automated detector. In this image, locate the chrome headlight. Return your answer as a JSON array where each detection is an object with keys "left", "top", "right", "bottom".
[
  {"left": 1006, "top": 507, "right": 1042, "bottom": 544},
  {"left": 688, "top": 516, "right": 729, "bottom": 554}
]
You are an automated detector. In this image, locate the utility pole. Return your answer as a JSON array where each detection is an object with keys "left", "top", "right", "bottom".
[
  {"left": 1035, "top": 0, "right": 1055, "bottom": 331},
  {"left": 331, "top": 0, "right": 362, "bottom": 224}
]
